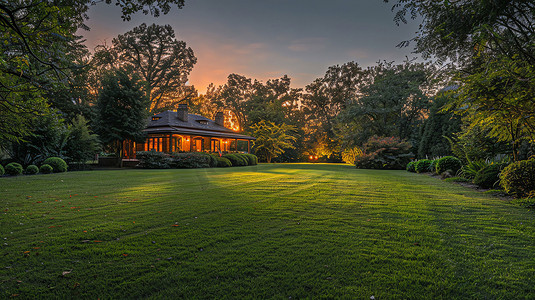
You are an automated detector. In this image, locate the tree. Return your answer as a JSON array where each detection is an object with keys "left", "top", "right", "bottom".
[
  {"left": 251, "top": 120, "right": 297, "bottom": 163},
  {"left": 64, "top": 115, "right": 100, "bottom": 168},
  {"left": 0, "top": 0, "right": 185, "bottom": 143},
  {"left": 417, "top": 91, "right": 461, "bottom": 158},
  {"left": 386, "top": 0, "right": 535, "bottom": 160},
  {"left": 336, "top": 61, "right": 432, "bottom": 151},
  {"left": 94, "top": 70, "right": 149, "bottom": 167},
  {"left": 95, "top": 23, "right": 197, "bottom": 113},
  {"left": 303, "top": 62, "right": 364, "bottom": 155}
]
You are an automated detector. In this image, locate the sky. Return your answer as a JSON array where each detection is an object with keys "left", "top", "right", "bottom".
[{"left": 81, "top": 0, "right": 420, "bottom": 93}]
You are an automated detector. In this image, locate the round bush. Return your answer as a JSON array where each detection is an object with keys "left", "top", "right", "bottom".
[
  {"left": 5, "top": 162, "right": 23, "bottom": 176},
  {"left": 500, "top": 159, "right": 535, "bottom": 197},
  {"left": 25, "top": 165, "right": 39, "bottom": 175},
  {"left": 216, "top": 157, "right": 232, "bottom": 167},
  {"left": 406, "top": 161, "right": 416, "bottom": 172},
  {"left": 473, "top": 164, "right": 503, "bottom": 189},
  {"left": 415, "top": 159, "right": 432, "bottom": 173},
  {"left": 43, "top": 157, "right": 68, "bottom": 173},
  {"left": 0, "top": 164, "right": 4, "bottom": 176},
  {"left": 243, "top": 154, "right": 258, "bottom": 165},
  {"left": 223, "top": 154, "right": 247, "bottom": 166},
  {"left": 235, "top": 153, "right": 251, "bottom": 166},
  {"left": 429, "top": 160, "right": 438, "bottom": 173},
  {"left": 436, "top": 156, "right": 462, "bottom": 175},
  {"left": 40, "top": 164, "right": 53, "bottom": 174}
]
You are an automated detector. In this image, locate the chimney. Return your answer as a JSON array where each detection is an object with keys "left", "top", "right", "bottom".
[
  {"left": 215, "top": 112, "right": 224, "bottom": 126},
  {"left": 177, "top": 104, "right": 188, "bottom": 122}
]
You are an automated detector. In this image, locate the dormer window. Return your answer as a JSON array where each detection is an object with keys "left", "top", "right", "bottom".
[
  {"left": 197, "top": 120, "right": 208, "bottom": 125},
  {"left": 152, "top": 117, "right": 161, "bottom": 121}
]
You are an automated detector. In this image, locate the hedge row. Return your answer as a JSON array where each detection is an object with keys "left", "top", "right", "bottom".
[
  {"left": 407, "top": 156, "right": 535, "bottom": 198},
  {"left": 0, "top": 157, "right": 67, "bottom": 177},
  {"left": 136, "top": 151, "right": 258, "bottom": 169}
]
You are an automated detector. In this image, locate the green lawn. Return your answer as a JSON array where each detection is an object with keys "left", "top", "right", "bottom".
[{"left": 1, "top": 163, "right": 534, "bottom": 299}]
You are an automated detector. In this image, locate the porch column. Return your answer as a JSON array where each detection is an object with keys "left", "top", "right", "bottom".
[{"left": 189, "top": 136, "right": 193, "bottom": 152}]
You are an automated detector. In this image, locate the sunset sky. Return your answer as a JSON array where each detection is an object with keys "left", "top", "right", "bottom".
[{"left": 82, "top": 0, "right": 420, "bottom": 93}]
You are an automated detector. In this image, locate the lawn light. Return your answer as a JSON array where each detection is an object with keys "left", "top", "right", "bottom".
[
  {"left": 315, "top": 156, "right": 318, "bottom": 160},
  {"left": 309, "top": 155, "right": 313, "bottom": 160}
]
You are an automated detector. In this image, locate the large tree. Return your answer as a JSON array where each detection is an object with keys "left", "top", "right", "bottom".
[
  {"left": 95, "top": 23, "right": 197, "bottom": 113},
  {"left": 0, "top": 0, "right": 185, "bottom": 143},
  {"left": 94, "top": 70, "right": 149, "bottom": 167},
  {"left": 251, "top": 120, "right": 297, "bottom": 163},
  {"left": 385, "top": 0, "right": 535, "bottom": 159},
  {"left": 336, "top": 61, "right": 432, "bottom": 151}
]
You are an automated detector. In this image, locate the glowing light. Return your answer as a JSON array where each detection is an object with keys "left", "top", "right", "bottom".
[
  {"left": 309, "top": 156, "right": 313, "bottom": 160},
  {"left": 315, "top": 156, "right": 318, "bottom": 159}
]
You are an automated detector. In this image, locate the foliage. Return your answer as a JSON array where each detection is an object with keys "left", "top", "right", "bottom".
[
  {"left": 461, "top": 160, "right": 489, "bottom": 180},
  {"left": 406, "top": 161, "right": 416, "bottom": 173},
  {"left": 473, "top": 164, "right": 505, "bottom": 189},
  {"left": 136, "top": 151, "right": 171, "bottom": 169},
  {"left": 94, "top": 69, "right": 149, "bottom": 165},
  {"left": 251, "top": 120, "right": 297, "bottom": 163},
  {"left": 5, "top": 162, "right": 23, "bottom": 176},
  {"left": 222, "top": 154, "right": 247, "bottom": 167},
  {"left": 25, "top": 165, "right": 39, "bottom": 175},
  {"left": 435, "top": 156, "right": 462, "bottom": 175},
  {"left": 447, "top": 124, "right": 511, "bottom": 164},
  {"left": 0, "top": 0, "right": 185, "bottom": 144},
  {"left": 64, "top": 115, "right": 100, "bottom": 166},
  {"left": 43, "top": 157, "right": 68, "bottom": 173},
  {"left": 203, "top": 153, "right": 219, "bottom": 168},
  {"left": 500, "top": 159, "right": 535, "bottom": 198},
  {"left": 415, "top": 159, "right": 432, "bottom": 173},
  {"left": 337, "top": 61, "right": 432, "bottom": 150},
  {"left": 342, "top": 147, "right": 363, "bottom": 164},
  {"left": 39, "top": 164, "right": 53, "bottom": 174},
  {"left": 418, "top": 91, "right": 461, "bottom": 158},
  {"left": 169, "top": 152, "right": 212, "bottom": 169},
  {"left": 94, "top": 23, "right": 197, "bottom": 113},
  {"left": 429, "top": 159, "right": 438, "bottom": 173},
  {"left": 216, "top": 157, "right": 232, "bottom": 167},
  {"left": 354, "top": 136, "right": 413, "bottom": 170},
  {"left": 243, "top": 153, "right": 258, "bottom": 165},
  {"left": 0, "top": 164, "right": 3, "bottom": 176}
]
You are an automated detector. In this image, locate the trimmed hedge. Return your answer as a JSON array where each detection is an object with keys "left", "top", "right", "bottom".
[
  {"left": 500, "top": 159, "right": 535, "bottom": 197},
  {"left": 435, "top": 156, "right": 462, "bottom": 175},
  {"left": 216, "top": 157, "right": 232, "bottom": 167},
  {"left": 40, "top": 164, "right": 53, "bottom": 174},
  {"left": 243, "top": 153, "right": 258, "bottom": 165},
  {"left": 415, "top": 159, "right": 432, "bottom": 173},
  {"left": 223, "top": 154, "right": 248, "bottom": 166},
  {"left": 25, "top": 165, "right": 39, "bottom": 175},
  {"left": 0, "top": 164, "right": 4, "bottom": 176},
  {"left": 136, "top": 151, "right": 171, "bottom": 169},
  {"left": 43, "top": 157, "right": 68, "bottom": 173},
  {"left": 5, "top": 163, "right": 23, "bottom": 176},
  {"left": 169, "top": 152, "right": 211, "bottom": 169}
]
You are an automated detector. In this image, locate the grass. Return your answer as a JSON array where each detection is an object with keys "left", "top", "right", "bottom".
[{"left": 1, "top": 163, "right": 535, "bottom": 299}]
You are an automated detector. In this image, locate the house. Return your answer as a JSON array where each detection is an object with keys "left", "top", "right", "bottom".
[{"left": 123, "top": 104, "right": 256, "bottom": 158}]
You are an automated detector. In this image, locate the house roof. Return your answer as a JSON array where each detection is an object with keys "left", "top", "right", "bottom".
[{"left": 144, "top": 110, "right": 256, "bottom": 140}]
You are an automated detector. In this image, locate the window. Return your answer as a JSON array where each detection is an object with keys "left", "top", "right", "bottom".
[{"left": 152, "top": 117, "right": 161, "bottom": 121}]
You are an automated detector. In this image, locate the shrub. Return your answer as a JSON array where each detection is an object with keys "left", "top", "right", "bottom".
[
  {"left": 223, "top": 154, "right": 248, "bottom": 166},
  {"left": 235, "top": 153, "right": 252, "bottom": 165},
  {"left": 40, "top": 164, "right": 53, "bottom": 174},
  {"left": 25, "top": 165, "right": 39, "bottom": 175},
  {"left": 406, "top": 161, "right": 416, "bottom": 172},
  {"left": 243, "top": 153, "right": 258, "bottom": 165},
  {"left": 216, "top": 157, "right": 232, "bottom": 167},
  {"left": 43, "top": 157, "right": 68, "bottom": 173},
  {"left": 136, "top": 151, "right": 171, "bottom": 169},
  {"left": 0, "top": 164, "right": 4, "bottom": 176},
  {"left": 473, "top": 163, "right": 504, "bottom": 189},
  {"left": 5, "top": 163, "right": 23, "bottom": 176},
  {"left": 429, "top": 159, "right": 438, "bottom": 173},
  {"left": 169, "top": 152, "right": 211, "bottom": 168},
  {"left": 354, "top": 136, "right": 413, "bottom": 170},
  {"left": 435, "top": 156, "right": 462, "bottom": 175},
  {"left": 415, "top": 159, "right": 432, "bottom": 173},
  {"left": 500, "top": 159, "right": 535, "bottom": 197},
  {"left": 461, "top": 160, "right": 489, "bottom": 179}
]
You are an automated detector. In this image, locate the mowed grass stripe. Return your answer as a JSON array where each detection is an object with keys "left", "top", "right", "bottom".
[{"left": 1, "top": 163, "right": 534, "bottom": 299}]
